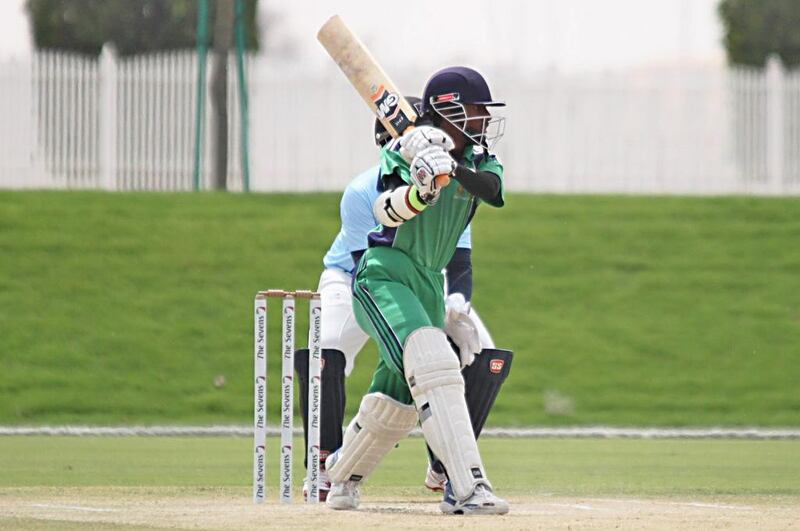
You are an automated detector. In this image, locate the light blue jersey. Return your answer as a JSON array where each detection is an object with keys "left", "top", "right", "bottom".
[{"left": 323, "top": 165, "right": 472, "bottom": 274}]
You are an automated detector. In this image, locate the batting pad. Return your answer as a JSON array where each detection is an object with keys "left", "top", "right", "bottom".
[
  {"left": 404, "top": 327, "right": 491, "bottom": 501},
  {"left": 326, "top": 392, "right": 418, "bottom": 484}
]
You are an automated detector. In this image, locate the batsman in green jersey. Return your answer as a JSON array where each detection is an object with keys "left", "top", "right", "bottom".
[{"left": 325, "top": 66, "right": 510, "bottom": 515}]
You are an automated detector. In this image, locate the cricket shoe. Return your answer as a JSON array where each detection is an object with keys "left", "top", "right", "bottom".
[
  {"left": 440, "top": 482, "right": 509, "bottom": 515},
  {"left": 325, "top": 480, "right": 360, "bottom": 510},
  {"left": 302, "top": 468, "right": 331, "bottom": 502},
  {"left": 324, "top": 450, "right": 360, "bottom": 510},
  {"left": 424, "top": 464, "right": 447, "bottom": 492}
]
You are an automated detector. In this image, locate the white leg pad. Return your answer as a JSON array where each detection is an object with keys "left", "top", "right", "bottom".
[
  {"left": 404, "top": 326, "right": 491, "bottom": 500},
  {"left": 327, "top": 392, "right": 418, "bottom": 484}
]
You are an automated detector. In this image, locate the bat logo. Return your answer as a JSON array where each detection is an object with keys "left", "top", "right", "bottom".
[
  {"left": 490, "top": 359, "right": 505, "bottom": 374},
  {"left": 371, "top": 85, "right": 400, "bottom": 121}
]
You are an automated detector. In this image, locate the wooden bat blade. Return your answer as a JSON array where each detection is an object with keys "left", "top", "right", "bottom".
[
  {"left": 317, "top": 15, "right": 451, "bottom": 188},
  {"left": 317, "top": 15, "right": 417, "bottom": 138}
]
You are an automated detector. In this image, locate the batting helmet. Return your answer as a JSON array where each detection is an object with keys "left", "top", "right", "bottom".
[{"left": 421, "top": 66, "right": 505, "bottom": 149}]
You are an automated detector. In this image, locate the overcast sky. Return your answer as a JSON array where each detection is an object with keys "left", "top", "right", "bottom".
[
  {"left": 2, "top": 0, "right": 726, "bottom": 72},
  {"left": 0, "top": 0, "right": 31, "bottom": 60}
]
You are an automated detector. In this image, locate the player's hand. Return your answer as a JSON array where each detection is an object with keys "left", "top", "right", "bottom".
[
  {"left": 444, "top": 293, "right": 482, "bottom": 368},
  {"left": 396, "top": 126, "right": 454, "bottom": 163},
  {"left": 410, "top": 146, "right": 456, "bottom": 204}
]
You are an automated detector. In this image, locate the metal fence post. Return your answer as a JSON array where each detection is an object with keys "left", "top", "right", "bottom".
[
  {"left": 98, "top": 45, "right": 118, "bottom": 191},
  {"left": 235, "top": 0, "right": 251, "bottom": 192},
  {"left": 193, "top": 0, "right": 210, "bottom": 192}
]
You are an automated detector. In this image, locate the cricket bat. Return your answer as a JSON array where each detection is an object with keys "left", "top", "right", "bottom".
[{"left": 317, "top": 15, "right": 450, "bottom": 187}]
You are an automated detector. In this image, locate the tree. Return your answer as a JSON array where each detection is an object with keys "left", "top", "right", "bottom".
[
  {"left": 719, "top": 0, "right": 800, "bottom": 68},
  {"left": 25, "top": 0, "right": 259, "bottom": 56},
  {"left": 210, "top": 0, "right": 235, "bottom": 190}
]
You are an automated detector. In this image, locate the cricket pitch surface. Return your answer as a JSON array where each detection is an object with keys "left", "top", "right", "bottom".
[{"left": 1, "top": 488, "right": 798, "bottom": 530}]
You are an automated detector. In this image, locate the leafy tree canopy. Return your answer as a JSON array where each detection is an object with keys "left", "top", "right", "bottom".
[
  {"left": 719, "top": 0, "right": 800, "bottom": 68},
  {"left": 25, "top": 0, "right": 259, "bottom": 56}
]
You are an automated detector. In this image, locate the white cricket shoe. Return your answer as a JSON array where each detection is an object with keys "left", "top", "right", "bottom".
[
  {"left": 440, "top": 483, "right": 509, "bottom": 515},
  {"left": 323, "top": 449, "right": 360, "bottom": 510},
  {"left": 424, "top": 464, "right": 447, "bottom": 492},
  {"left": 302, "top": 468, "right": 331, "bottom": 502},
  {"left": 325, "top": 480, "right": 361, "bottom": 510}
]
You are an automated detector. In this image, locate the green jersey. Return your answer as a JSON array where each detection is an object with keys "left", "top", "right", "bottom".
[{"left": 366, "top": 145, "right": 504, "bottom": 271}]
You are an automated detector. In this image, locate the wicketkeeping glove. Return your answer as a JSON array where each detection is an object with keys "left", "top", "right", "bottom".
[{"left": 444, "top": 293, "right": 482, "bottom": 368}]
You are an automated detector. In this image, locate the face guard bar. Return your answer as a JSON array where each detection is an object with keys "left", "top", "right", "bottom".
[{"left": 429, "top": 93, "right": 506, "bottom": 150}]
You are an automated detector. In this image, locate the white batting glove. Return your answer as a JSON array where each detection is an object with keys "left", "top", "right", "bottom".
[
  {"left": 410, "top": 146, "right": 456, "bottom": 204},
  {"left": 397, "top": 126, "right": 455, "bottom": 163},
  {"left": 444, "top": 293, "right": 482, "bottom": 368}
]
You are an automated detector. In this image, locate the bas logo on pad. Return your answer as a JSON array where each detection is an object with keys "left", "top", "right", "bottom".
[{"left": 490, "top": 359, "right": 505, "bottom": 374}]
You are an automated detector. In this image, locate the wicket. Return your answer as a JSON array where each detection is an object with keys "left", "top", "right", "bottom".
[{"left": 253, "top": 289, "right": 322, "bottom": 504}]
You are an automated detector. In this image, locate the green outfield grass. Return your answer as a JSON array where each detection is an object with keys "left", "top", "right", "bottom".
[
  {"left": 1, "top": 191, "right": 799, "bottom": 426},
  {"left": 0, "top": 437, "right": 798, "bottom": 496}
]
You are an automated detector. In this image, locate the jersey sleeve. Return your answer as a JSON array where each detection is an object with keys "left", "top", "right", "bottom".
[
  {"left": 477, "top": 152, "right": 504, "bottom": 207},
  {"left": 339, "top": 183, "right": 379, "bottom": 253},
  {"left": 380, "top": 145, "right": 412, "bottom": 186}
]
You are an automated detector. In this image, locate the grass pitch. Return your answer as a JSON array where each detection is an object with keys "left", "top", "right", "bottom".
[
  {"left": 0, "top": 436, "right": 798, "bottom": 496},
  {"left": 0, "top": 437, "right": 798, "bottom": 529}
]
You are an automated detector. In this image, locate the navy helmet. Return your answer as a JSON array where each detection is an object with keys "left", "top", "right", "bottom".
[{"left": 422, "top": 66, "right": 505, "bottom": 149}]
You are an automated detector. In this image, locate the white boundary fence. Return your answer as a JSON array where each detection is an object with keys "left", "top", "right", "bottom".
[{"left": 1, "top": 50, "right": 799, "bottom": 194}]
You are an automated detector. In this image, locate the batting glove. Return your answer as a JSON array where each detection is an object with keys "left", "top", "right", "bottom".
[
  {"left": 397, "top": 126, "right": 454, "bottom": 163},
  {"left": 410, "top": 146, "right": 456, "bottom": 204}
]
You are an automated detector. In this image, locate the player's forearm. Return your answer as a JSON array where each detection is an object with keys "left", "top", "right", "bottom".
[
  {"left": 373, "top": 184, "right": 428, "bottom": 227},
  {"left": 453, "top": 165, "right": 501, "bottom": 203}
]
